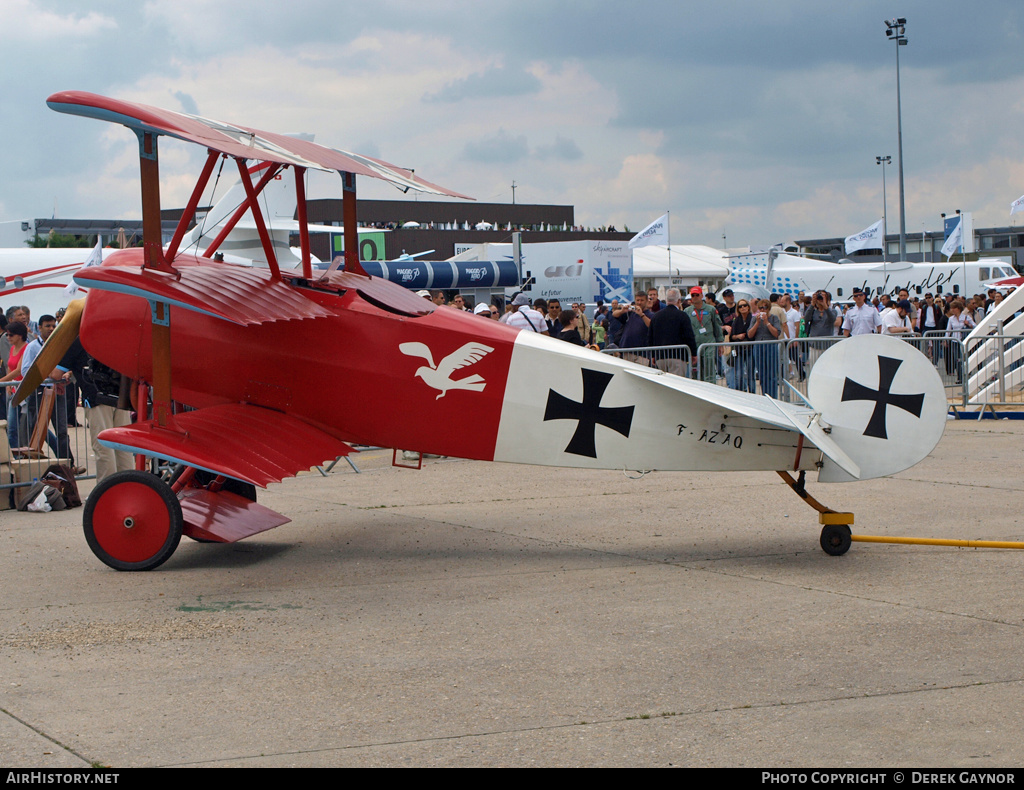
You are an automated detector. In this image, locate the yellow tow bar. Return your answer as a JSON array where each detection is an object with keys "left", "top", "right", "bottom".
[{"left": 852, "top": 535, "right": 1024, "bottom": 550}]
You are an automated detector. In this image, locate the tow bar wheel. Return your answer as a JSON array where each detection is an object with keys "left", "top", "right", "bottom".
[
  {"left": 820, "top": 524, "right": 852, "bottom": 557},
  {"left": 83, "top": 470, "right": 183, "bottom": 571}
]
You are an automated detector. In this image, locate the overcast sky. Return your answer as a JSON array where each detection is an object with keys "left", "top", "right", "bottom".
[{"left": 3, "top": 0, "right": 1024, "bottom": 248}]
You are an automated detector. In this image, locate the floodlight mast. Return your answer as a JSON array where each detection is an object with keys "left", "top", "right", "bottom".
[
  {"left": 885, "top": 17, "right": 908, "bottom": 260},
  {"left": 876, "top": 155, "right": 891, "bottom": 261}
]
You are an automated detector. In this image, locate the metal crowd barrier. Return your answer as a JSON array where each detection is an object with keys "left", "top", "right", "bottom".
[
  {"left": 919, "top": 330, "right": 974, "bottom": 407},
  {"left": 781, "top": 336, "right": 846, "bottom": 401},
  {"left": 690, "top": 338, "right": 813, "bottom": 401},
  {"left": 601, "top": 344, "right": 693, "bottom": 377},
  {"left": 1, "top": 379, "right": 93, "bottom": 496},
  {"left": 602, "top": 329, "right": 1024, "bottom": 412},
  {"left": 603, "top": 333, "right": 962, "bottom": 408}
]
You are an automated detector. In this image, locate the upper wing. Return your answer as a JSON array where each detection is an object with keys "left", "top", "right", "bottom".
[
  {"left": 47, "top": 91, "right": 473, "bottom": 199},
  {"left": 97, "top": 403, "right": 354, "bottom": 487},
  {"left": 437, "top": 343, "right": 494, "bottom": 377}
]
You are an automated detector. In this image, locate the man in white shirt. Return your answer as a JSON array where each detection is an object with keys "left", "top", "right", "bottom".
[
  {"left": 781, "top": 294, "right": 800, "bottom": 339},
  {"left": 882, "top": 299, "right": 914, "bottom": 335},
  {"left": 505, "top": 292, "right": 549, "bottom": 334},
  {"left": 842, "top": 289, "right": 883, "bottom": 336},
  {"left": 781, "top": 294, "right": 803, "bottom": 380}
]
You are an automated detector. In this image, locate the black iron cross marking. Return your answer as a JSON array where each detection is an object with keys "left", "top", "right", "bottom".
[
  {"left": 544, "top": 369, "right": 635, "bottom": 458},
  {"left": 841, "top": 355, "right": 925, "bottom": 440}
]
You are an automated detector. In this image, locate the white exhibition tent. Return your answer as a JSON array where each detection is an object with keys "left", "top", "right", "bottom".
[{"left": 631, "top": 244, "right": 732, "bottom": 283}]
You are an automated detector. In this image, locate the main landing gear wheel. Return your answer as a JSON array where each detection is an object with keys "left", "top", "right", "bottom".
[
  {"left": 820, "top": 524, "right": 852, "bottom": 556},
  {"left": 83, "top": 470, "right": 183, "bottom": 571}
]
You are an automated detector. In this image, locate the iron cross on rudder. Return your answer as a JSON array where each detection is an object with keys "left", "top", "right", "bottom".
[
  {"left": 544, "top": 369, "right": 635, "bottom": 458},
  {"left": 841, "top": 355, "right": 925, "bottom": 440}
]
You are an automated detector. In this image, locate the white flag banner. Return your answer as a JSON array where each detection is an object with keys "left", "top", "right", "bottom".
[
  {"left": 628, "top": 213, "right": 669, "bottom": 250},
  {"left": 844, "top": 218, "right": 885, "bottom": 255},
  {"left": 1011, "top": 194, "right": 1024, "bottom": 215},
  {"left": 64, "top": 238, "right": 103, "bottom": 297},
  {"left": 941, "top": 217, "right": 963, "bottom": 259}
]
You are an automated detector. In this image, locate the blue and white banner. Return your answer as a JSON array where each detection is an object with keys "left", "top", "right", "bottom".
[
  {"left": 628, "top": 213, "right": 669, "bottom": 250},
  {"left": 1011, "top": 194, "right": 1024, "bottom": 216},
  {"left": 844, "top": 218, "right": 884, "bottom": 255},
  {"left": 941, "top": 216, "right": 963, "bottom": 259}
]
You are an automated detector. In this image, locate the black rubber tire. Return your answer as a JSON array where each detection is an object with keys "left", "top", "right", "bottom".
[
  {"left": 820, "top": 524, "right": 852, "bottom": 556},
  {"left": 83, "top": 470, "right": 183, "bottom": 571}
]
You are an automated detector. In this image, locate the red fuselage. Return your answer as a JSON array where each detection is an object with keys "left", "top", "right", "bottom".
[{"left": 80, "top": 251, "right": 521, "bottom": 461}]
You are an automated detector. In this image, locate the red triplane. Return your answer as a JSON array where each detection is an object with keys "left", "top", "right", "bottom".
[{"left": 17, "top": 92, "right": 947, "bottom": 570}]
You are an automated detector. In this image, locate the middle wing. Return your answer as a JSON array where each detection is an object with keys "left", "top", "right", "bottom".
[{"left": 74, "top": 253, "right": 333, "bottom": 325}]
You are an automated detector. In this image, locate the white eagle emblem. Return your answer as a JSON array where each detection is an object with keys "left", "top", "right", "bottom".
[{"left": 399, "top": 342, "right": 494, "bottom": 399}]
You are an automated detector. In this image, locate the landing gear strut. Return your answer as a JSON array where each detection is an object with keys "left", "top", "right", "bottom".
[{"left": 777, "top": 471, "right": 855, "bottom": 557}]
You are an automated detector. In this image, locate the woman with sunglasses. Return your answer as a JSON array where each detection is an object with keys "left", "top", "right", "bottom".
[
  {"left": 749, "top": 299, "right": 782, "bottom": 398},
  {"left": 0, "top": 321, "right": 29, "bottom": 449},
  {"left": 729, "top": 301, "right": 756, "bottom": 392}
]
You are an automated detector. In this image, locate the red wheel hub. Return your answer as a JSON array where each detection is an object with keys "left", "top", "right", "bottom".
[{"left": 90, "top": 481, "right": 173, "bottom": 563}]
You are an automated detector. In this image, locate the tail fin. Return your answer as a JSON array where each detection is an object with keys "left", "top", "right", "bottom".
[{"left": 805, "top": 334, "right": 947, "bottom": 482}]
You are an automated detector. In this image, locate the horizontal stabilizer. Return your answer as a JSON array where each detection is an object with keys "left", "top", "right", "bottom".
[
  {"left": 623, "top": 368, "right": 861, "bottom": 478},
  {"left": 75, "top": 257, "right": 333, "bottom": 325},
  {"left": 98, "top": 403, "right": 354, "bottom": 487},
  {"left": 179, "top": 488, "right": 291, "bottom": 543}
]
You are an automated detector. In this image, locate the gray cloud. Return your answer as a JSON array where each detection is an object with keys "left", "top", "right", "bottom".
[
  {"left": 464, "top": 129, "right": 529, "bottom": 163},
  {"left": 534, "top": 136, "right": 582, "bottom": 161},
  {"left": 425, "top": 65, "right": 542, "bottom": 103},
  {"left": 172, "top": 91, "right": 200, "bottom": 116}
]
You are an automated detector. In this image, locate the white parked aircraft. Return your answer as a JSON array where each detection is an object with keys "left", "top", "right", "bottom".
[
  {"left": 726, "top": 251, "right": 1016, "bottom": 302},
  {"left": 0, "top": 246, "right": 112, "bottom": 319}
]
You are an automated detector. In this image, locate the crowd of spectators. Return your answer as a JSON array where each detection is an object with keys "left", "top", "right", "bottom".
[
  {"left": 581, "top": 284, "right": 1017, "bottom": 396},
  {"left": 2, "top": 303, "right": 128, "bottom": 480},
  {"left": 415, "top": 282, "right": 1021, "bottom": 401}
]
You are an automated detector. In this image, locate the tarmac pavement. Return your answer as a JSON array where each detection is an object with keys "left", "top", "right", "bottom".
[{"left": 2, "top": 420, "right": 1023, "bottom": 767}]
